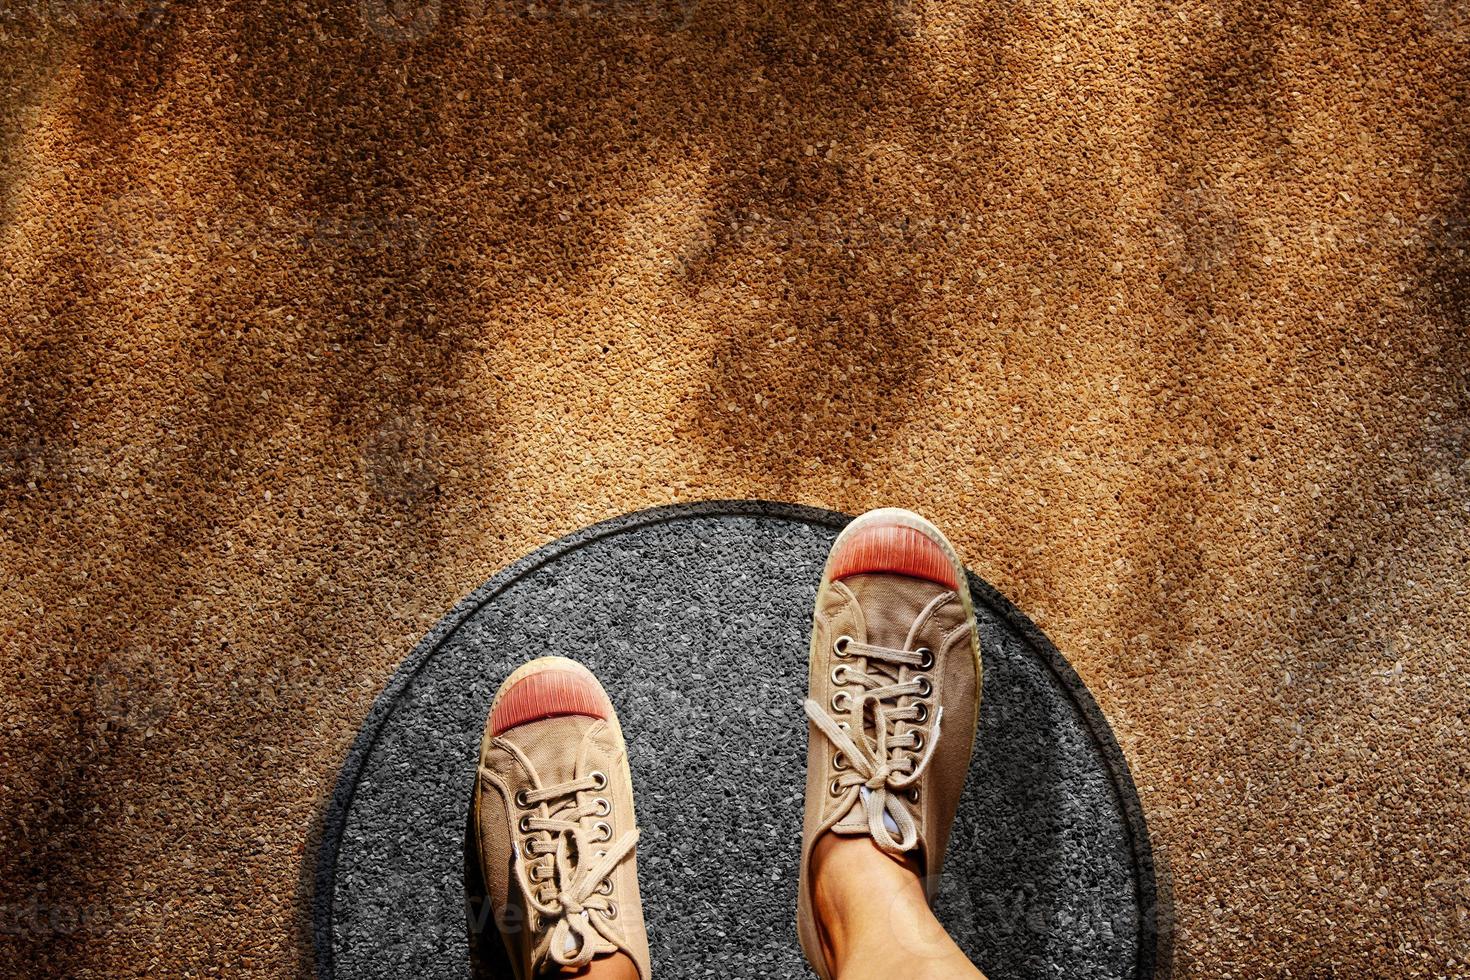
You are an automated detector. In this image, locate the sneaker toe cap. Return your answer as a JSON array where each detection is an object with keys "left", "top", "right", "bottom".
[
  {"left": 829, "top": 521, "right": 958, "bottom": 590},
  {"left": 490, "top": 667, "right": 612, "bottom": 735}
]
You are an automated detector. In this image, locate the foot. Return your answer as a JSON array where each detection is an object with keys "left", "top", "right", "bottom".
[
  {"left": 809, "top": 835, "right": 985, "bottom": 979},
  {"left": 470, "top": 657, "right": 651, "bottom": 979},
  {"left": 796, "top": 509, "right": 983, "bottom": 980}
]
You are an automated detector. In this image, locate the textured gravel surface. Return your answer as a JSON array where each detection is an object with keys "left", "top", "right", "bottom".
[{"left": 325, "top": 507, "right": 1152, "bottom": 980}]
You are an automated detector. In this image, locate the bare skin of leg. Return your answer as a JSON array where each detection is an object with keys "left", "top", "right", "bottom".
[
  {"left": 812, "top": 834, "right": 988, "bottom": 980},
  {"left": 560, "top": 953, "right": 639, "bottom": 980}
]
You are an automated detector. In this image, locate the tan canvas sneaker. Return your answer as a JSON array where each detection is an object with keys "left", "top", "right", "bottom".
[
  {"left": 796, "top": 508, "right": 983, "bottom": 979},
  {"left": 470, "top": 657, "right": 651, "bottom": 979}
]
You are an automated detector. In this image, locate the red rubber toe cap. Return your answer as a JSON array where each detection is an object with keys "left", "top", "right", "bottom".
[
  {"left": 490, "top": 668, "right": 612, "bottom": 735},
  {"left": 829, "top": 522, "right": 959, "bottom": 590}
]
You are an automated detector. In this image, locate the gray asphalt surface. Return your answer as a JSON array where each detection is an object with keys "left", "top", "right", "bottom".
[{"left": 320, "top": 504, "right": 1157, "bottom": 978}]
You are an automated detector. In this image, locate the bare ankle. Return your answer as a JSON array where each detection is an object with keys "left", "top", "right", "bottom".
[
  {"left": 558, "top": 952, "right": 639, "bottom": 979},
  {"left": 810, "top": 835, "right": 922, "bottom": 971},
  {"left": 812, "top": 834, "right": 924, "bottom": 912},
  {"left": 810, "top": 835, "right": 985, "bottom": 980}
]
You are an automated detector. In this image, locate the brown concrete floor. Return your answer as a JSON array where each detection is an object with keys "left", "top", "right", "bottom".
[{"left": 1, "top": 0, "right": 1467, "bottom": 975}]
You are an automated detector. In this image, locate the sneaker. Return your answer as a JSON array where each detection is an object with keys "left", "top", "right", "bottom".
[
  {"left": 796, "top": 508, "right": 983, "bottom": 978},
  {"left": 468, "top": 656, "right": 651, "bottom": 979}
]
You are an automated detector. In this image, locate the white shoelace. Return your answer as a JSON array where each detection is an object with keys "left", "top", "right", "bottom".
[
  {"left": 804, "top": 635, "right": 943, "bottom": 854},
  {"left": 511, "top": 772, "right": 638, "bottom": 970}
]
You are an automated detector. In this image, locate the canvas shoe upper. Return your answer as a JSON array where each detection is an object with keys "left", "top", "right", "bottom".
[
  {"left": 796, "top": 509, "right": 983, "bottom": 979},
  {"left": 471, "top": 657, "right": 651, "bottom": 979}
]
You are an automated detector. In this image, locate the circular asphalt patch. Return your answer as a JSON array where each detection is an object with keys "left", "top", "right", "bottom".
[{"left": 312, "top": 501, "right": 1168, "bottom": 979}]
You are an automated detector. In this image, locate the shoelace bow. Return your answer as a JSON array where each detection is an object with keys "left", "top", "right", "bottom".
[
  {"left": 512, "top": 772, "right": 638, "bottom": 971},
  {"left": 804, "top": 635, "right": 943, "bottom": 854}
]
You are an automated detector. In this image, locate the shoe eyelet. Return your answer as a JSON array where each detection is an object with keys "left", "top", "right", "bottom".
[
  {"left": 912, "top": 702, "right": 929, "bottom": 723},
  {"left": 911, "top": 732, "right": 925, "bottom": 751},
  {"left": 833, "top": 751, "right": 849, "bottom": 771},
  {"left": 915, "top": 676, "right": 932, "bottom": 698},
  {"left": 597, "top": 878, "right": 614, "bottom": 896},
  {"left": 906, "top": 787, "right": 921, "bottom": 803},
  {"left": 916, "top": 647, "right": 934, "bottom": 669},
  {"left": 518, "top": 815, "right": 533, "bottom": 833},
  {"left": 829, "top": 777, "right": 844, "bottom": 796},
  {"left": 834, "top": 635, "right": 854, "bottom": 657},
  {"left": 603, "top": 901, "right": 619, "bottom": 920},
  {"left": 593, "top": 821, "right": 613, "bottom": 843},
  {"left": 515, "top": 789, "right": 532, "bottom": 808},
  {"left": 522, "top": 838, "right": 538, "bottom": 857},
  {"left": 594, "top": 797, "right": 611, "bottom": 816},
  {"left": 589, "top": 771, "right": 608, "bottom": 790},
  {"left": 831, "top": 691, "right": 852, "bottom": 712},
  {"left": 830, "top": 664, "right": 849, "bottom": 685}
]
